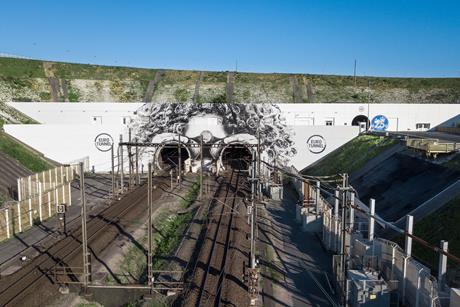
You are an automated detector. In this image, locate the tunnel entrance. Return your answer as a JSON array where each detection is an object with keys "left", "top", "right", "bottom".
[
  {"left": 158, "top": 144, "right": 190, "bottom": 170},
  {"left": 352, "top": 115, "right": 370, "bottom": 129},
  {"left": 220, "top": 145, "right": 252, "bottom": 170}
]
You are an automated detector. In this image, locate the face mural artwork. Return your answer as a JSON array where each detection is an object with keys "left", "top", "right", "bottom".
[{"left": 130, "top": 102, "right": 297, "bottom": 172}]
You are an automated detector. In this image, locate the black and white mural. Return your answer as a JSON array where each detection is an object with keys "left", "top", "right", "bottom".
[{"left": 130, "top": 102, "right": 296, "bottom": 172}]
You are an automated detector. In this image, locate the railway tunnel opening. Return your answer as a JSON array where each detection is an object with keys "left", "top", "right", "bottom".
[
  {"left": 220, "top": 145, "right": 252, "bottom": 170},
  {"left": 352, "top": 115, "right": 370, "bottom": 129},
  {"left": 158, "top": 144, "right": 190, "bottom": 171}
]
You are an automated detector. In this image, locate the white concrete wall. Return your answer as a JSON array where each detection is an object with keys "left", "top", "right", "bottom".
[
  {"left": 4, "top": 123, "right": 358, "bottom": 172},
  {"left": 4, "top": 102, "right": 459, "bottom": 172},
  {"left": 4, "top": 124, "right": 130, "bottom": 172},
  {"left": 8, "top": 102, "right": 143, "bottom": 125},
  {"left": 278, "top": 103, "right": 460, "bottom": 131},
  {"left": 9, "top": 102, "right": 460, "bottom": 132}
]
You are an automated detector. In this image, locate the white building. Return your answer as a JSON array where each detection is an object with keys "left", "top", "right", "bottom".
[{"left": 4, "top": 102, "right": 459, "bottom": 172}]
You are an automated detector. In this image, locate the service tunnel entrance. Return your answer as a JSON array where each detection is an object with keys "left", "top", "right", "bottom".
[
  {"left": 352, "top": 115, "right": 370, "bottom": 130},
  {"left": 158, "top": 144, "right": 190, "bottom": 171},
  {"left": 221, "top": 145, "right": 252, "bottom": 170}
]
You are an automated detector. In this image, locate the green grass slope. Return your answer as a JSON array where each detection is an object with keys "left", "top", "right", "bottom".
[
  {"left": 0, "top": 131, "right": 51, "bottom": 173},
  {"left": 304, "top": 135, "right": 398, "bottom": 176}
]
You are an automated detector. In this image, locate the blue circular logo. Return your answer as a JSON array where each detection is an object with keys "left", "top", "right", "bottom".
[{"left": 371, "top": 115, "right": 389, "bottom": 131}]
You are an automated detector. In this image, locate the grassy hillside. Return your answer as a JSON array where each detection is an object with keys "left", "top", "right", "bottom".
[
  {"left": 0, "top": 130, "right": 52, "bottom": 207},
  {"left": 1, "top": 56, "right": 460, "bottom": 123},
  {"left": 0, "top": 131, "right": 51, "bottom": 173},
  {"left": 304, "top": 135, "right": 398, "bottom": 176}
]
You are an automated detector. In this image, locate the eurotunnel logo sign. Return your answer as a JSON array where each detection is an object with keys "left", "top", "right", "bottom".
[
  {"left": 307, "top": 135, "right": 326, "bottom": 154},
  {"left": 371, "top": 115, "right": 389, "bottom": 131},
  {"left": 94, "top": 133, "right": 114, "bottom": 152}
]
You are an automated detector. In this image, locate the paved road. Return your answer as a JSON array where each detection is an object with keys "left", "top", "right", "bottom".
[{"left": 258, "top": 185, "right": 338, "bottom": 307}]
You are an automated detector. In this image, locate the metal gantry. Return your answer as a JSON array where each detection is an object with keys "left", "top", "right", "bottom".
[{"left": 97, "top": 135, "right": 266, "bottom": 300}]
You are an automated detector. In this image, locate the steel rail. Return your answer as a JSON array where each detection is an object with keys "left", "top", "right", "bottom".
[
  {"left": 207, "top": 170, "right": 243, "bottom": 307},
  {"left": 195, "top": 170, "right": 237, "bottom": 305},
  {"left": 0, "top": 179, "right": 165, "bottom": 306},
  {"left": 0, "top": 187, "right": 146, "bottom": 305},
  {"left": 179, "top": 175, "right": 225, "bottom": 304}
]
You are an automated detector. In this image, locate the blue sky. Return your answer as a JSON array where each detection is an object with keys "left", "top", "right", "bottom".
[{"left": 0, "top": 0, "right": 459, "bottom": 77}]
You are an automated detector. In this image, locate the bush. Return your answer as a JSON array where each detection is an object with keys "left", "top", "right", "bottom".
[{"left": 173, "top": 88, "right": 188, "bottom": 102}]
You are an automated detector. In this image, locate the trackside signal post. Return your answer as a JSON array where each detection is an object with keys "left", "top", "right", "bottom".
[
  {"left": 200, "top": 135, "right": 204, "bottom": 200},
  {"left": 57, "top": 203, "right": 67, "bottom": 235}
]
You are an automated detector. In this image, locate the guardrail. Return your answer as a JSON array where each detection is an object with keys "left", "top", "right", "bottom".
[{"left": 406, "top": 138, "right": 459, "bottom": 157}]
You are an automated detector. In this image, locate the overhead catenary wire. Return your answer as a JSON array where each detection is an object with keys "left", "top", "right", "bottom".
[{"left": 101, "top": 141, "right": 460, "bottom": 267}]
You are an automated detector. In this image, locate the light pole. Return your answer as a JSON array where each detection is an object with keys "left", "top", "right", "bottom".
[
  {"left": 178, "top": 134, "right": 182, "bottom": 188},
  {"left": 80, "top": 162, "right": 90, "bottom": 292},
  {"left": 147, "top": 162, "right": 153, "bottom": 291},
  {"left": 200, "top": 135, "right": 203, "bottom": 200},
  {"left": 367, "top": 80, "right": 371, "bottom": 130}
]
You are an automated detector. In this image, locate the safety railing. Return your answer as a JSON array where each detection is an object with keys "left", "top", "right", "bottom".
[{"left": 288, "top": 173, "right": 444, "bottom": 307}]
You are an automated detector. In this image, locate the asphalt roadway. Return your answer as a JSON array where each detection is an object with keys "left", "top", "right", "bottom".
[{"left": 258, "top": 185, "right": 338, "bottom": 307}]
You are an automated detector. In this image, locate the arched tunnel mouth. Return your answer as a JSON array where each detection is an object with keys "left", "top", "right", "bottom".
[
  {"left": 221, "top": 145, "right": 252, "bottom": 170},
  {"left": 158, "top": 144, "right": 190, "bottom": 170}
]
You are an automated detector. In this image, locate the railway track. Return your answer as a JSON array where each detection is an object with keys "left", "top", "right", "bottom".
[
  {"left": 183, "top": 166, "right": 250, "bottom": 307},
  {"left": 0, "top": 174, "right": 129, "bottom": 270},
  {"left": 0, "top": 176, "right": 168, "bottom": 307}
]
